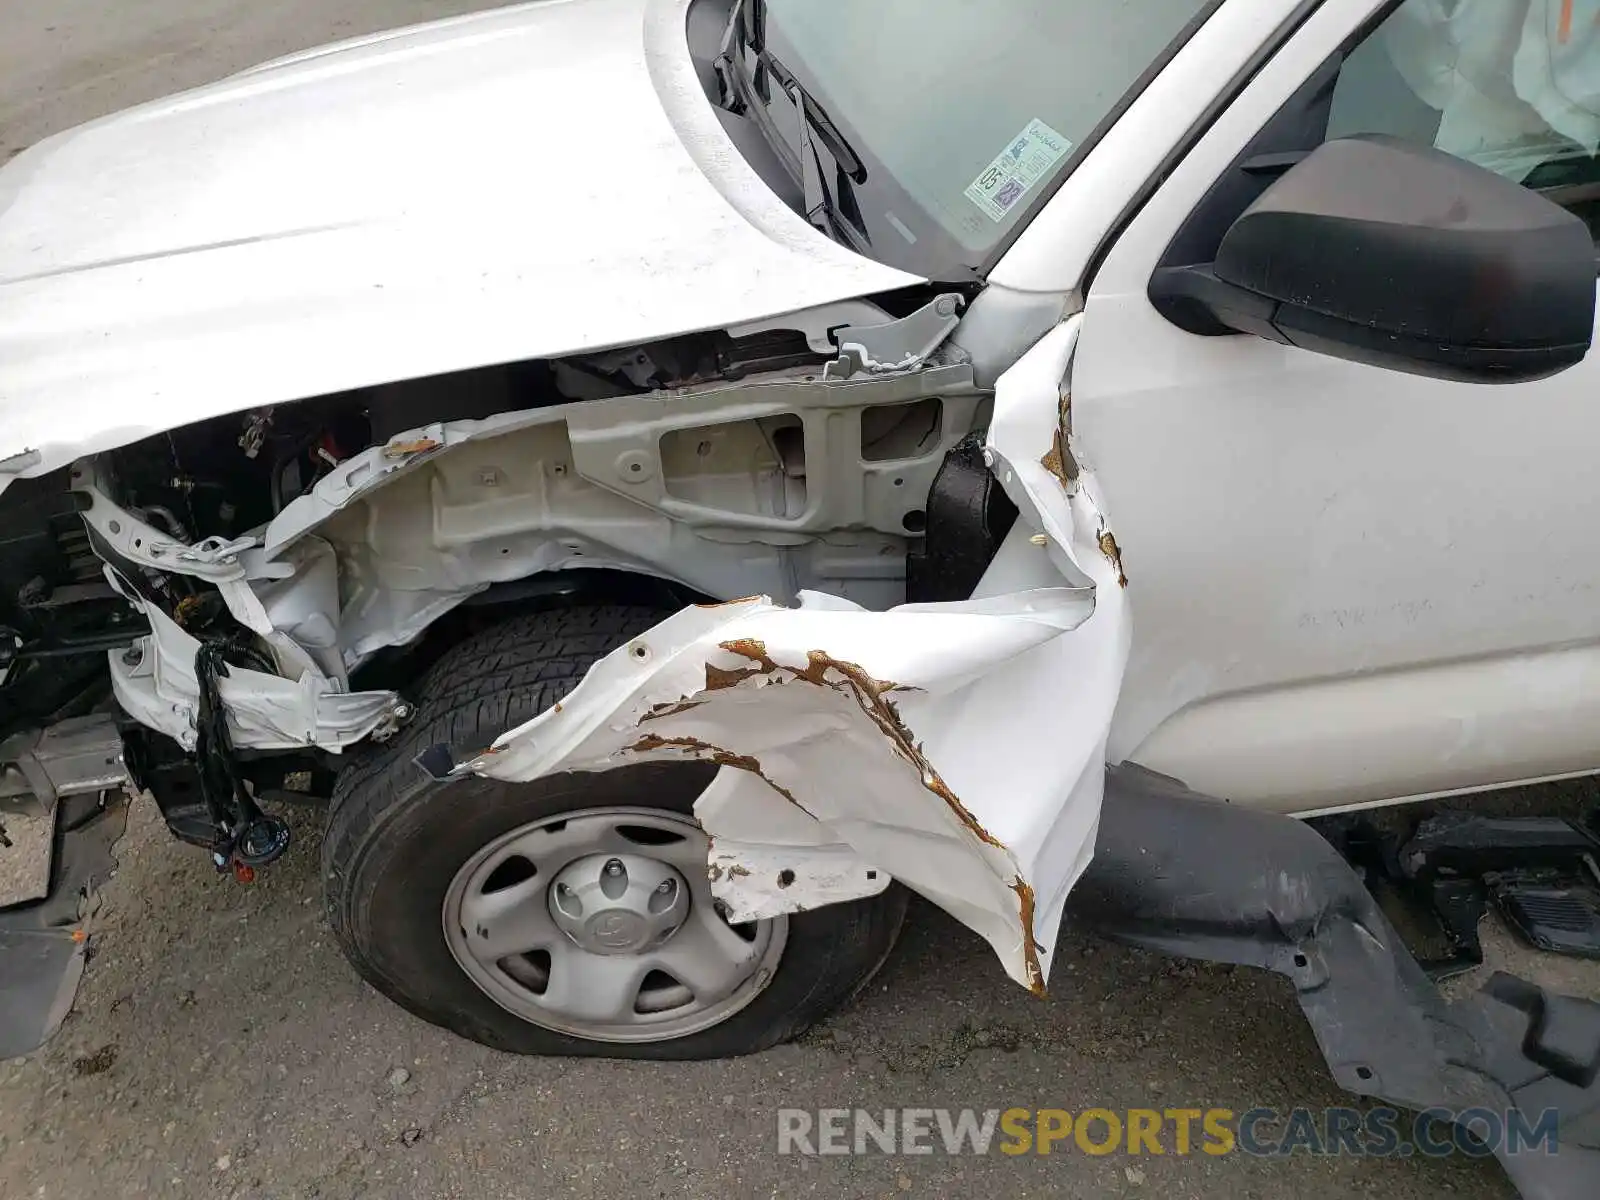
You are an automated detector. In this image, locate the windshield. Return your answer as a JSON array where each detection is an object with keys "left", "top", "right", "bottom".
[{"left": 733, "top": 0, "right": 1218, "bottom": 277}]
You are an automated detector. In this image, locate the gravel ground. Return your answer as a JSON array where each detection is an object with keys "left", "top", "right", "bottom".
[{"left": 0, "top": 3, "right": 1583, "bottom": 1198}]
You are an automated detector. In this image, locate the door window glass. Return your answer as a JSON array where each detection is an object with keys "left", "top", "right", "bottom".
[{"left": 1328, "top": 0, "right": 1600, "bottom": 234}]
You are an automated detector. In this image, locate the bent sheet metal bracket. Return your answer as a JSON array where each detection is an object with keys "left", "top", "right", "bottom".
[{"left": 467, "top": 317, "right": 1129, "bottom": 993}]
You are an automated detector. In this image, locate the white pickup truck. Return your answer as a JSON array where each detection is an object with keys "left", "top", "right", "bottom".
[{"left": 2, "top": 0, "right": 1599, "bottom": 1192}]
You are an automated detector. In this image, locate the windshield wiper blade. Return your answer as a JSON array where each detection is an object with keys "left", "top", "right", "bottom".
[
  {"left": 761, "top": 55, "right": 866, "bottom": 185},
  {"left": 789, "top": 86, "right": 846, "bottom": 240},
  {"left": 713, "top": 0, "right": 864, "bottom": 244},
  {"left": 717, "top": 0, "right": 866, "bottom": 185},
  {"left": 712, "top": 0, "right": 750, "bottom": 113}
]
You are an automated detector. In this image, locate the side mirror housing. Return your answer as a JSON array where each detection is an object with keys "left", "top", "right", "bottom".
[{"left": 1150, "top": 135, "right": 1595, "bottom": 383}]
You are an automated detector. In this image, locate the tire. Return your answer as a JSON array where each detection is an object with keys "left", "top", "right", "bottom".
[{"left": 322, "top": 605, "right": 908, "bottom": 1059}]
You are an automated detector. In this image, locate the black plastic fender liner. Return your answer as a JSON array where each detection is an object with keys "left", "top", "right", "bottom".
[
  {"left": 0, "top": 792, "right": 129, "bottom": 1059},
  {"left": 1072, "top": 765, "right": 1600, "bottom": 1200}
]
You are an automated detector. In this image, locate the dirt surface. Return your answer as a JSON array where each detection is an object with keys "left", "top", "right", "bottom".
[
  {"left": 0, "top": 808, "right": 54, "bottom": 908},
  {"left": 0, "top": 801, "right": 1523, "bottom": 1200},
  {"left": 0, "top": 3, "right": 1583, "bottom": 1198}
]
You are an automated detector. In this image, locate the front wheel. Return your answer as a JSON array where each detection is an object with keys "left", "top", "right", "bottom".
[{"left": 321, "top": 606, "right": 908, "bottom": 1059}]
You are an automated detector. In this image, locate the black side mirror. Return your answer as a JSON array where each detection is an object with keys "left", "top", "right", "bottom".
[{"left": 1150, "top": 135, "right": 1596, "bottom": 383}]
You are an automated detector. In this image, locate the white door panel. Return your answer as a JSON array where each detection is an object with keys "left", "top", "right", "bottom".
[
  {"left": 1070, "top": 0, "right": 1600, "bottom": 810},
  {"left": 1129, "top": 640, "right": 1600, "bottom": 815}
]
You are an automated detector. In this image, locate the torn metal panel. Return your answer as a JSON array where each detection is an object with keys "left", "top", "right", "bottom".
[
  {"left": 463, "top": 587, "right": 1089, "bottom": 991},
  {"left": 70, "top": 472, "right": 404, "bottom": 753},
  {"left": 110, "top": 605, "right": 403, "bottom": 753},
  {"left": 249, "top": 537, "right": 351, "bottom": 684},
  {"left": 467, "top": 315, "right": 1131, "bottom": 993},
  {"left": 65, "top": 352, "right": 986, "bottom": 749},
  {"left": 696, "top": 765, "right": 889, "bottom": 922},
  {"left": 707, "top": 840, "right": 889, "bottom": 923}
]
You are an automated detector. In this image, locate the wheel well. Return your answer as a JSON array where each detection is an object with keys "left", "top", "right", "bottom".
[{"left": 345, "top": 568, "right": 714, "bottom": 697}]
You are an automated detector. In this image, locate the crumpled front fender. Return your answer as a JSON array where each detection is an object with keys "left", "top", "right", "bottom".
[{"left": 465, "top": 318, "right": 1131, "bottom": 992}]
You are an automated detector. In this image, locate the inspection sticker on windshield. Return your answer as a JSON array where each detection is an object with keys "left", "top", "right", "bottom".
[{"left": 964, "top": 119, "right": 1072, "bottom": 222}]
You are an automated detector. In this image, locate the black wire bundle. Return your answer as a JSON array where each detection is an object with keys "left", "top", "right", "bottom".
[{"left": 192, "top": 636, "right": 263, "bottom": 848}]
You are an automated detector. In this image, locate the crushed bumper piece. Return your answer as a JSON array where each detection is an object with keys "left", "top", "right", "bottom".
[{"left": 0, "top": 792, "right": 129, "bottom": 1059}]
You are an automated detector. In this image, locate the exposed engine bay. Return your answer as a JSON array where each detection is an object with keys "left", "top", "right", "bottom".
[
  {"left": 1, "top": 292, "right": 1000, "bottom": 874},
  {"left": 0, "top": 293, "right": 1133, "bottom": 1024}
]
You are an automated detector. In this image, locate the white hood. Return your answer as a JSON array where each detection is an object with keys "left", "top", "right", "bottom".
[{"left": 0, "top": 0, "right": 917, "bottom": 486}]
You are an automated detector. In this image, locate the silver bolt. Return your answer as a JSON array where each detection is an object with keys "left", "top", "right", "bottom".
[
  {"left": 656, "top": 880, "right": 673, "bottom": 894},
  {"left": 935, "top": 296, "right": 958, "bottom": 317},
  {"left": 604, "top": 859, "right": 624, "bottom": 876},
  {"left": 121, "top": 646, "right": 143, "bottom": 667}
]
